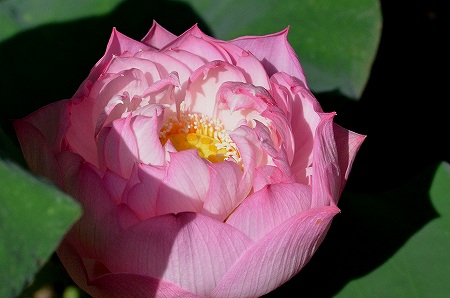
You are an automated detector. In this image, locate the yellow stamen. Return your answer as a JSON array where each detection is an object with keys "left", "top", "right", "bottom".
[{"left": 159, "top": 112, "right": 241, "bottom": 164}]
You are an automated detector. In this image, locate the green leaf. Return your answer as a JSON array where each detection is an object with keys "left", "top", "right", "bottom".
[
  {"left": 335, "top": 162, "right": 450, "bottom": 298},
  {"left": 180, "top": 0, "right": 382, "bottom": 99},
  {"left": 0, "top": 160, "right": 82, "bottom": 298},
  {"left": 0, "top": 0, "right": 123, "bottom": 43}
]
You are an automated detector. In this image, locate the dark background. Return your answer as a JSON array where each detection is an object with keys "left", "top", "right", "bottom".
[{"left": 1, "top": 0, "right": 447, "bottom": 297}]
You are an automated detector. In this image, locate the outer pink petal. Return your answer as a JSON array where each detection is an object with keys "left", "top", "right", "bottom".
[
  {"left": 234, "top": 51, "right": 271, "bottom": 89},
  {"left": 166, "top": 32, "right": 232, "bottom": 63},
  {"left": 141, "top": 20, "right": 178, "bottom": 50},
  {"left": 311, "top": 113, "right": 342, "bottom": 208},
  {"left": 102, "top": 169, "right": 129, "bottom": 204},
  {"left": 104, "top": 212, "right": 253, "bottom": 296},
  {"left": 74, "top": 28, "right": 151, "bottom": 98},
  {"left": 13, "top": 119, "right": 63, "bottom": 187},
  {"left": 60, "top": 161, "right": 140, "bottom": 264},
  {"left": 270, "top": 72, "right": 322, "bottom": 184},
  {"left": 156, "top": 150, "right": 210, "bottom": 215},
  {"left": 212, "top": 205, "right": 340, "bottom": 297},
  {"left": 226, "top": 183, "right": 312, "bottom": 241},
  {"left": 333, "top": 123, "right": 366, "bottom": 197},
  {"left": 125, "top": 163, "right": 165, "bottom": 220},
  {"left": 230, "top": 27, "right": 307, "bottom": 85},
  {"left": 201, "top": 160, "right": 244, "bottom": 221},
  {"left": 13, "top": 99, "right": 69, "bottom": 152},
  {"left": 58, "top": 237, "right": 203, "bottom": 298},
  {"left": 91, "top": 273, "right": 206, "bottom": 298}
]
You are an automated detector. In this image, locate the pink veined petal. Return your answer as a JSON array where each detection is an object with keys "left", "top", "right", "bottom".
[
  {"left": 333, "top": 123, "right": 366, "bottom": 198},
  {"left": 61, "top": 162, "right": 140, "bottom": 263},
  {"left": 234, "top": 51, "right": 271, "bottom": 89},
  {"left": 163, "top": 48, "right": 208, "bottom": 72},
  {"left": 252, "top": 165, "right": 290, "bottom": 192},
  {"left": 217, "top": 81, "right": 272, "bottom": 114},
  {"left": 270, "top": 72, "right": 323, "bottom": 184},
  {"left": 252, "top": 120, "right": 292, "bottom": 177},
  {"left": 13, "top": 119, "right": 63, "bottom": 187},
  {"left": 135, "top": 50, "right": 193, "bottom": 103},
  {"left": 226, "top": 183, "right": 312, "bottom": 241},
  {"left": 311, "top": 112, "right": 341, "bottom": 208},
  {"left": 212, "top": 205, "right": 340, "bottom": 298},
  {"left": 156, "top": 150, "right": 209, "bottom": 215},
  {"left": 139, "top": 72, "right": 180, "bottom": 113},
  {"left": 201, "top": 160, "right": 244, "bottom": 221},
  {"left": 102, "top": 169, "right": 129, "bottom": 204},
  {"left": 164, "top": 31, "right": 233, "bottom": 63},
  {"left": 103, "top": 212, "right": 253, "bottom": 297},
  {"left": 13, "top": 99, "right": 69, "bottom": 152},
  {"left": 125, "top": 163, "right": 165, "bottom": 220},
  {"left": 105, "top": 56, "right": 162, "bottom": 84},
  {"left": 230, "top": 27, "right": 308, "bottom": 86},
  {"left": 56, "top": 150, "right": 85, "bottom": 195},
  {"left": 74, "top": 27, "right": 151, "bottom": 98},
  {"left": 141, "top": 20, "right": 178, "bottom": 50},
  {"left": 185, "top": 60, "right": 246, "bottom": 118},
  {"left": 135, "top": 51, "right": 192, "bottom": 87},
  {"left": 90, "top": 273, "right": 206, "bottom": 298},
  {"left": 131, "top": 113, "right": 165, "bottom": 166},
  {"left": 97, "top": 115, "right": 139, "bottom": 179},
  {"left": 65, "top": 98, "right": 100, "bottom": 167}
]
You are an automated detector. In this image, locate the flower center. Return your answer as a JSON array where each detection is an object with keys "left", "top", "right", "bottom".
[{"left": 159, "top": 113, "right": 241, "bottom": 164}]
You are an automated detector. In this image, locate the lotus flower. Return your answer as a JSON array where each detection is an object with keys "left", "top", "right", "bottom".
[{"left": 14, "top": 21, "right": 365, "bottom": 297}]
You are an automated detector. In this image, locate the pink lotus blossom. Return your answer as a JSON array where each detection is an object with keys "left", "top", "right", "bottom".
[{"left": 14, "top": 21, "right": 365, "bottom": 297}]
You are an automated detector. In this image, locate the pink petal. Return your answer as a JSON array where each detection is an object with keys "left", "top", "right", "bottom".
[
  {"left": 13, "top": 119, "right": 63, "bottom": 187},
  {"left": 97, "top": 115, "right": 139, "bottom": 179},
  {"left": 216, "top": 82, "right": 271, "bottom": 113},
  {"left": 105, "top": 56, "right": 162, "bottom": 84},
  {"left": 167, "top": 33, "right": 232, "bottom": 63},
  {"left": 186, "top": 61, "right": 246, "bottom": 117},
  {"left": 135, "top": 50, "right": 193, "bottom": 103},
  {"left": 125, "top": 163, "right": 165, "bottom": 220},
  {"left": 226, "top": 183, "right": 312, "bottom": 241},
  {"left": 311, "top": 113, "right": 342, "bottom": 208},
  {"left": 56, "top": 150, "right": 85, "bottom": 193},
  {"left": 141, "top": 20, "right": 178, "bottom": 50},
  {"left": 270, "top": 72, "right": 323, "bottom": 184},
  {"left": 252, "top": 165, "right": 291, "bottom": 192},
  {"left": 164, "top": 48, "right": 208, "bottom": 72},
  {"left": 212, "top": 205, "right": 340, "bottom": 297},
  {"left": 90, "top": 273, "right": 205, "bottom": 298},
  {"left": 230, "top": 27, "right": 307, "bottom": 85},
  {"left": 61, "top": 162, "right": 140, "bottom": 264},
  {"left": 13, "top": 99, "right": 69, "bottom": 152},
  {"left": 252, "top": 120, "right": 292, "bottom": 177},
  {"left": 74, "top": 27, "right": 151, "bottom": 98},
  {"left": 156, "top": 150, "right": 210, "bottom": 214},
  {"left": 234, "top": 51, "right": 271, "bottom": 89},
  {"left": 103, "top": 169, "right": 129, "bottom": 204},
  {"left": 333, "top": 123, "right": 366, "bottom": 198},
  {"left": 201, "top": 160, "right": 244, "bottom": 221},
  {"left": 103, "top": 212, "right": 253, "bottom": 296},
  {"left": 131, "top": 114, "right": 165, "bottom": 166}
]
